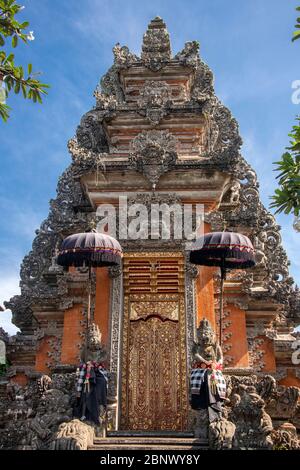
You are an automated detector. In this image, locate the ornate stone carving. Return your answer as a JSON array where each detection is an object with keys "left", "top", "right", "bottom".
[
  {"left": 0, "top": 373, "right": 81, "bottom": 449},
  {"left": 50, "top": 419, "right": 95, "bottom": 450},
  {"left": 45, "top": 336, "right": 62, "bottom": 371},
  {"left": 129, "top": 130, "right": 177, "bottom": 189},
  {"left": 138, "top": 80, "right": 172, "bottom": 125},
  {"left": 141, "top": 17, "right": 171, "bottom": 71},
  {"left": 113, "top": 42, "right": 139, "bottom": 68},
  {"left": 109, "top": 273, "right": 123, "bottom": 376},
  {"left": 185, "top": 257, "right": 197, "bottom": 367},
  {"left": 76, "top": 110, "right": 109, "bottom": 154},
  {"left": 229, "top": 389, "right": 273, "bottom": 449},
  {"left": 37, "top": 375, "right": 52, "bottom": 395},
  {"left": 191, "top": 61, "right": 214, "bottom": 104},
  {"left": 185, "top": 262, "right": 199, "bottom": 279},
  {"left": 108, "top": 265, "right": 122, "bottom": 279},
  {"left": 174, "top": 41, "right": 200, "bottom": 68},
  {"left": 93, "top": 87, "right": 117, "bottom": 111},
  {"left": 100, "top": 65, "right": 125, "bottom": 103},
  {"left": 247, "top": 337, "right": 265, "bottom": 372},
  {"left": 209, "top": 417, "right": 236, "bottom": 449},
  {"left": 220, "top": 179, "right": 241, "bottom": 205},
  {"left": 266, "top": 385, "right": 300, "bottom": 419},
  {"left": 0, "top": 328, "right": 9, "bottom": 343},
  {"left": 271, "top": 423, "right": 299, "bottom": 450}
]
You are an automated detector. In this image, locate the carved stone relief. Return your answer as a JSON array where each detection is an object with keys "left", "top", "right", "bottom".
[{"left": 129, "top": 130, "right": 178, "bottom": 189}]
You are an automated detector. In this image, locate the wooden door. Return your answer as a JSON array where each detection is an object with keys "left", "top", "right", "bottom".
[{"left": 120, "top": 253, "right": 188, "bottom": 431}]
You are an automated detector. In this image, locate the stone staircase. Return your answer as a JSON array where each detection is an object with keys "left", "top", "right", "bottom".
[{"left": 89, "top": 431, "right": 208, "bottom": 451}]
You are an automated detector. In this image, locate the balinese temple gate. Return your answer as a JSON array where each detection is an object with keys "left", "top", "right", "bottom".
[{"left": 1, "top": 17, "right": 300, "bottom": 450}]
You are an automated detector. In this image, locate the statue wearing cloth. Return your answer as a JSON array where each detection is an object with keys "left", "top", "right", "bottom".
[{"left": 190, "top": 318, "right": 226, "bottom": 423}]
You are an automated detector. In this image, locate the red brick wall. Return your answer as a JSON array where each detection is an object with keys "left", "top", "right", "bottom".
[{"left": 61, "top": 304, "right": 84, "bottom": 364}]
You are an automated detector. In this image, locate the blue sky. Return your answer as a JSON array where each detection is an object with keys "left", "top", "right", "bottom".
[{"left": 0, "top": 0, "right": 300, "bottom": 334}]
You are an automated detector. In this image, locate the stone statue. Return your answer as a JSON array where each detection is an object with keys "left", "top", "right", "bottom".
[
  {"left": 37, "top": 374, "right": 52, "bottom": 395},
  {"left": 192, "top": 318, "right": 223, "bottom": 366},
  {"left": 86, "top": 323, "right": 107, "bottom": 363},
  {"left": 229, "top": 386, "right": 273, "bottom": 449},
  {"left": 190, "top": 318, "right": 233, "bottom": 447}
]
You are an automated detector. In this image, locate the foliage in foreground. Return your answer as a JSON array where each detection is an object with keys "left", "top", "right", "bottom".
[
  {"left": 270, "top": 118, "right": 300, "bottom": 216},
  {"left": 270, "top": 7, "right": 300, "bottom": 217},
  {"left": 0, "top": 0, "right": 49, "bottom": 121}
]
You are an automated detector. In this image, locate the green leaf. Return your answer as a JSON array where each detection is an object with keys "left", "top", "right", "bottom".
[
  {"left": 0, "top": 35, "right": 4, "bottom": 46},
  {"left": 12, "top": 34, "right": 18, "bottom": 48},
  {"left": 292, "top": 31, "right": 300, "bottom": 41},
  {"left": 0, "top": 103, "right": 10, "bottom": 122},
  {"left": 20, "top": 21, "right": 30, "bottom": 29},
  {"left": 28, "top": 63, "right": 32, "bottom": 75},
  {"left": 36, "top": 92, "right": 42, "bottom": 104},
  {"left": 21, "top": 83, "right": 26, "bottom": 98},
  {"left": 14, "top": 81, "right": 20, "bottom": 94},
  {"left": 6, "top": 53, "right": 15, "bottom": 63}
]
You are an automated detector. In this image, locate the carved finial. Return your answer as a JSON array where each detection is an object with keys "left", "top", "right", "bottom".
[{"left": 141, "top": 17, "right": 171, "bottom": 71}]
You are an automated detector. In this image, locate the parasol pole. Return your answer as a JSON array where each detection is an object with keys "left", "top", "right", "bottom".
[
  {"left": 219, "top": 262, "right": 226, "bottom": 347},
  {"left": 84, "top": 264, "right": 92, "bottom": 363}
]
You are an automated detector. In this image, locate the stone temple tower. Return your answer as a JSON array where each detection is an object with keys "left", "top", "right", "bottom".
[{"left": 1, "top": 17, "right": 300, "bottom": 448}]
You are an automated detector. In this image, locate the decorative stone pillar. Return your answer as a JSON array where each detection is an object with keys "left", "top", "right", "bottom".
[
  {"left": 108, "top": 264, "right": 123, "bottom": 430},
  {"left": 184, "top": 256, "right": 199, "bottom": 366}
]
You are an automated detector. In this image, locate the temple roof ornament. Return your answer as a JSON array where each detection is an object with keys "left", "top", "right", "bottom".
[{"left": 141, "top": 17, "right": 171, "bottom": 71}]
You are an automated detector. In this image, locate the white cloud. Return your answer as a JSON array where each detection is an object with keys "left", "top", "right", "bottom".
[
  {"left": 0, "top": 273, "right": 21, "bottom": 336},
  {"left": 0, "top": 310, "right": 20, "bottom": 336},
  {"left": 0, "top": 273, "right": 20, "bottom": 306}
]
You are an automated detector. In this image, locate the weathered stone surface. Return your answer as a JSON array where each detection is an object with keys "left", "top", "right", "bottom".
[
  {"left": 50, "top": 419, "right": 95, "bottom": 450},
  {"left": 0, "top": 373, "right": 75, "bottom": 449}
]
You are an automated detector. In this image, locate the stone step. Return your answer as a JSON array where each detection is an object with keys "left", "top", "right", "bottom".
[
  {"left": 94, "top": 437, "right": 205, "bottom": 445},
  {"left": 89, "top": 444, "right": 207, "bottom": 450},
  {"left": 90, "top": 437, "right": 208, "bottom": 450},
  {"left": 107, "top": 430, "right": 194, "bottom": 438}
]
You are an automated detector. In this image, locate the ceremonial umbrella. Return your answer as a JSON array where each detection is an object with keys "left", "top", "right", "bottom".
[
  {"left": 189, "top": 231, "right": 255, "bottom": 345},
  {"left": 57, "top": 231, "right": 123, "bottom": 361}
]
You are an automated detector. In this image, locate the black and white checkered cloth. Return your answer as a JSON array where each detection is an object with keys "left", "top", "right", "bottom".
[
  {"left": 76, "top": 364, "right": 108, "bottom": 393},
  {"left": 190, "top": 368, "right": 226, "bottom": 399},
  {"left": 210, "top": 370, "right": 226, "bottom": 399},
  {"left": 76, "top": 367, "right": 87, "bottom": 393},
  {"left": 190, "top": 368, "right": 206, "bottom": 395}
]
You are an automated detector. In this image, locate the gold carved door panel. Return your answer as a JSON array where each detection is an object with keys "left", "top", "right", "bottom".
[{"left": 121, "top": 253, "right": 188, "bottom": 431}]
